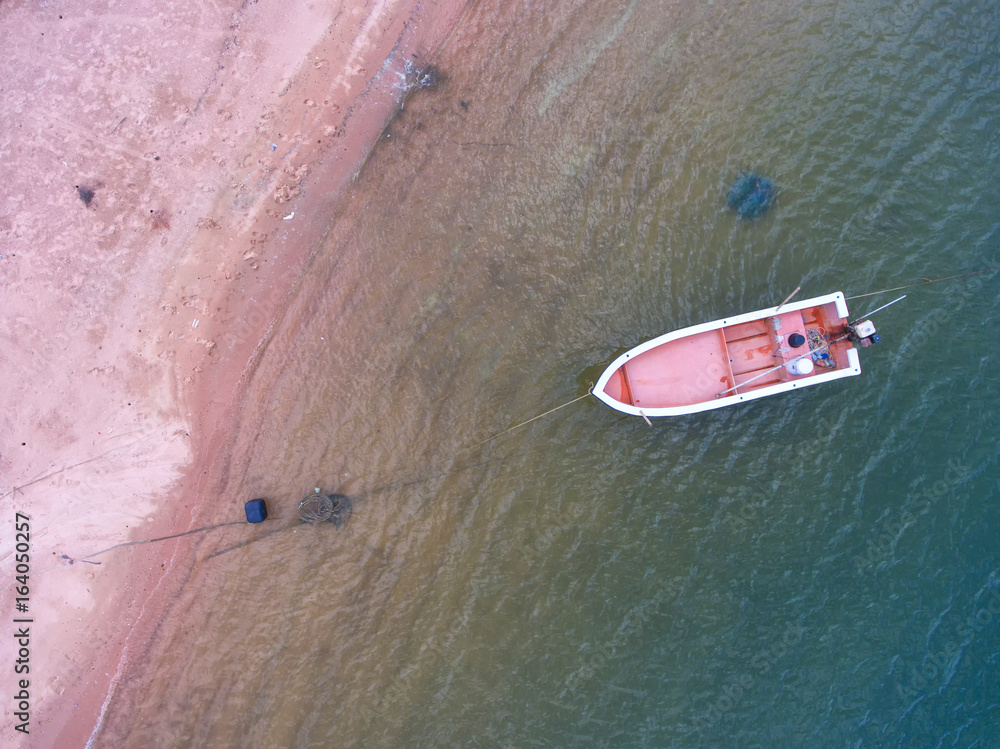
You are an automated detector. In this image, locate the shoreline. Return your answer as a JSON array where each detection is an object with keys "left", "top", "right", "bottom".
[{"left": 0, "top": 0, "right": 469, "bottom": 745}]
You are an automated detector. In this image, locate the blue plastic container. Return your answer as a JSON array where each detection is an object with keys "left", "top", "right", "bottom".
[{"left": 245, "top": 498, "right": 268, "bottom": 523}]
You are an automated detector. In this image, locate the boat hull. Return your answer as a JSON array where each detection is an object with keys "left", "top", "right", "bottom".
[{"left": 594, "top": 292, "right": 861, "bottom": 417}]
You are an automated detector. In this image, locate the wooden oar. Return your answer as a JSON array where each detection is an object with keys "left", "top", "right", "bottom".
[{"left": 775, "top": 286, "right": 801, "bottom": 312}]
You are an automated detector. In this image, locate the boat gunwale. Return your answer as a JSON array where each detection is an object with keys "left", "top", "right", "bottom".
[{"left": 594, "top": 292, "right": 858, "bottom": 417}]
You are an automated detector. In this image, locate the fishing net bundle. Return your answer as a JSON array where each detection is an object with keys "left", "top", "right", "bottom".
[
  {"left": 297, "top": 493, "right": 353, "bottom": 528},
  {"left": 806, "top": 328, "right": 836, "bottom": 368},
  {"left": 727, "top": 172, "right": 776, "bottom": 219}
]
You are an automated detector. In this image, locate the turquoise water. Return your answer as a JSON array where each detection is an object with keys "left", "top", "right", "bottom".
[{"left": 101, "top": 0, "right": 1000, "bottom": 746}]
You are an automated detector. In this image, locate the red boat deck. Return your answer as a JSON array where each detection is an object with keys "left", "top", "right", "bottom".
[
  {"left": 602, "top": 303, "right": 846, "bottom": 409},
  {"left": 623, "top": 329, "right": 729, "bottom": 408}
]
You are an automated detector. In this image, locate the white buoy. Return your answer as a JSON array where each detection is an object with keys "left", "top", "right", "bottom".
[{"left": 786, "top": 358, "right": 814, "bottom": 376}]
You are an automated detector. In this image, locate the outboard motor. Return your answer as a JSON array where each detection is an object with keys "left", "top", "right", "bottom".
[{"left": 847, "top": 319, "right": 881, "bottom": 348}]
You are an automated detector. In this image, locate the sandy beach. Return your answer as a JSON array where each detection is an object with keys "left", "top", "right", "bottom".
[
  {"left": 5, "top": 0, "right": 998, "bottom": 746},
  {"left": 0, "top": 0, "right": 467, "bottom": 745}
]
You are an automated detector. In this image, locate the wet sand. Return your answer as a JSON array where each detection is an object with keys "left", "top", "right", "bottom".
[{"left": 0, "top": 1, "right": 468, "bottom": 746}]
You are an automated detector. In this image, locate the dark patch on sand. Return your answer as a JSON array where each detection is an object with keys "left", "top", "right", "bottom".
[{"left": 76, "top": 185, "right": 96, "bottom": 207}]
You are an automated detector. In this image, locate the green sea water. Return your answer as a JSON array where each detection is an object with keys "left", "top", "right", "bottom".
[{"left": 101, "top": 0, "right": 1000, "bottom": 746}]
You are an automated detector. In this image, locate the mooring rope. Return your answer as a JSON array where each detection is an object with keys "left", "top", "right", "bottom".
[
  {"left": 22, "top": 520, "right": 250, "bottom": 575},
  {"left": 203, "top": 388, "right": 598, "bottom": 561},
  {"left": 27, "top": 387, "right": 598, "bottom": 572},
  {"left": 846, "top": 267, "right": 998, "bottom": 301},
  {"left": 79, "top": 521, "right": 247, "bottom": 561},
  {"left": 380, "top": 385, "right": 596, "bottom": 489},
  {"left": 457, "top": 385, "right": 595, "bottom": 455}
]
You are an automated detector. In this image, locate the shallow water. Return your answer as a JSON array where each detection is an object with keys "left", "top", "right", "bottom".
[{"left": 103, "top": 0, "right": 1000, "bottom": 745}]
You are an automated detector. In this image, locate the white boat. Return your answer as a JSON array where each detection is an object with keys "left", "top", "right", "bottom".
[{"left": 593, "top": 292, "right": 880, "bottom": 417}]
